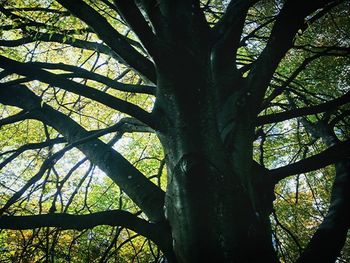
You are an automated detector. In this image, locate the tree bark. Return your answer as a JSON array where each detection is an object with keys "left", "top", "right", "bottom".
[{"left": 152, "top": 48, "right": 278, "bottom": 262}]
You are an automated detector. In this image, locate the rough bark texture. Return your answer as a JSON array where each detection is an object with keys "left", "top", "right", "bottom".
[{"left": 152, "top": 42, "right": 278, "bottom": 261}]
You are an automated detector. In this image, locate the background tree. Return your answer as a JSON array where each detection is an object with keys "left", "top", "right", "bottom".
[{"left": 0, "top": 0, "right": 349, "bottom": 262}]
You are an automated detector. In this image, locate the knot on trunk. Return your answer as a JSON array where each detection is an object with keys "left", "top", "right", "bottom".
[{"left": 177, "top": 153, "right": 205, "bottom": 176}]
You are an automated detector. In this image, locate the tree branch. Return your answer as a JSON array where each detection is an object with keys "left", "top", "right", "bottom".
[
  {"left": 0, "top": 33, "right": 123, "bottom": 62},
  {"left": 134, "top": 0, "right": 164, "bottom": 35},
  {"left": 0, "top": 210, "right": 165, "bottom": 247},
  {"left": 0, "top": 110, "right": 33, "bottom": 127},
  {"left": 0, "top": 115, "right": 153, "bottom": 170},
  {"left": 56, "top": 0, "right": 156, "bottom": 82},
  {"left": 0, "top": 84, "right": 165, "bottom": 222},
  {"left": 212, "top": 0, "right": 258, "bottom": 47},
  {"left": 261, "top": 53, "right": 325, "bottom": 110},
  {"left": 297, "top": 164, "right": 350, "bottom": 262},
  {"left": 296, "top": 134, "right": 350, "bottom": 262},
  {"left": 257, "top": 90, "right": 350, "bottom": 125},
  {"left": 0, "top": 55, "right": 156, "bottom": 128},
  {"left": 6, "top": 7, "right": 69, "bottom": 14},
  {"left": 210, "top": 0, "right": 258, "bottom": 98},
  {"left": 240, "top": 16, "right": 276, "bottom": 47},
  {"left": 0, "top": 144, "right": 71, "bottom": 215},
  {"left": 0, "top": 209, "right": 175, "bottom": 260},
  {"left": 113, "top": 0, "right": 159, "bottom": 58},
  {"left": 29, "top": 61, "right": 156, "bottom": 95},
  {"left": 247, "top": 0, "right": 337, "bottom": 111},
  {"left": 270, "top": 139, "right": 350, "bottom": 183},
  {"left": 0, "top": 138, "right": 65, "bottom": 170}
]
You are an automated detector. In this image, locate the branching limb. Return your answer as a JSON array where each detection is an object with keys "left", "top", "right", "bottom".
[
  {"left": 297, "top": 163, "right": 350, "bottom": 262},
  {"left": 286, "top": 98, "right": 350, "bottom": 262},
  {"left": 0, "top": 138, "right": 65, "bottom": 170},
  {"left": 29, "top": 61, "right": 156, "bottom": 95},
  {"left": 246, "top": 0, "right": 338, "bottom": 111},
  {"left": 210, "top": 0, "right": 258, "bottom": 98},
  {"left": 6, "top": 7, "right": 69, "bottom": 14},
  {"left": 240, "top": 17, "right": 276, "bottom": 47},
  {"left": 294, "top": 45, "right": 350, "bottom": 56},
  {"left": 257, "top": 90, "right": 350, "bottom": 125},
  {"left": 270, "top": 139, "right": 350, "bottom": 183},
  {"left": 0, "top": 115, "right": 154, "bottom": 170},
  {"left": 0, "top": 55, "right": 156, "bottom": 128},
  {"left": 212, "top": 0, "right": 259, "bottom": 50},
  {"left": 0, "top": 144, "right": 71, "bottom": 215},
  {"left": 297, "top": 142, "right": 350, "bottom": 262},
  {"left": 134, "top": 0, "right": 163, "bottom": 35},
  {"left": 0, "top": 110, "right": 33, "bottom": 127},
  {"left": 261, "top": 53, "right": 326, "bottom": 110},
  {"left": 113, "top": 0, "right": 159, "bottom": 58},
  {"left": 56, "top": 0, "right": 156, "bottom": 82},
  {"left": 0, "top": 210, "right": 171, "bottom": 255},
  {"left": 0, "top": 32, "right": 123, "bottom": 62},
  {"left": 0, "top": 84, "right": 165, "bottom": 222}
]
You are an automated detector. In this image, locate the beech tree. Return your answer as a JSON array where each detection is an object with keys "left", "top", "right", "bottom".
[{"left": 0, "top": 0, "right": 349, "bottom": 262}]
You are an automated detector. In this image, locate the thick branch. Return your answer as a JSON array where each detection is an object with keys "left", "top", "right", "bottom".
[
  {"left": 154, "top": 0, "right": 210, "bottom": 50},
  {"left": 0, "top": 210, "right": 164, "bottom": 246},
  {"left": 113, "top": 0, "right": 159, "bottom": 58},
  {"left": 0, "top": 33, "right": 123, "bottom": 61},
  {"left": 270, "top": 139, "right": 350, "bottom": 183},
  {"left": 0, "top": 209, "right": 175, "bottom": 260},
  {"left": 0, "top": 84, "right": 165, "bottom": 222},
  {"left": 296, "top": 132, "right": 350, "bottom": 262},
  {"left": 134, "top": 0, "right": 163, "bottom": 34},
  {"left": 294, "top": 45, "right": 350, "bottom": 56},
  {"left": 0, "top": 110, "right": 33, "bottom": 127},
  {"left": 247, "top": 0, "right": 336, "bottom": 110},
  {"left": 210, "top": 0, "right": 258, "bottom": 98},
  {"left": 56, "top": 0, "right": 156, "bottom": 82},
  {"left": 29, "top": 61, "right": 156, "bottom": 95},
  {"left": 212, "top": 0, "right": 258, "bottom": 49},
  {"left": 297, "top": 165, "right": 350, "bottom": 262},
  {"left": 257, "top": 90, "right": 350, "bottom": 125},
  {"left": 0, "top": 117, "right": 153, "bottom": 172},
  {"left": 0, "top": 55, "right": 156, "bottom": 128}
]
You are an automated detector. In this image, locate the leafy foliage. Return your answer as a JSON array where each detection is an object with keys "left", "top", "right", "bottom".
[{"left": 0, "top": 0, "right": 349, "bottom": 262}]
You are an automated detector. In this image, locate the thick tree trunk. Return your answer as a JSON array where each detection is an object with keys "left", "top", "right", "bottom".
[
  {"left": 153, "top": 53, "right": 278, "bottom": 261},
  {"left": 163, "top": 152, "right": 277, "bottom": 263}
]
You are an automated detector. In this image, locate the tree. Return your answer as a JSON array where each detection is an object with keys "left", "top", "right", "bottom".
[{"left": 0, "top": 0, "right": 349, "bottom": 262}]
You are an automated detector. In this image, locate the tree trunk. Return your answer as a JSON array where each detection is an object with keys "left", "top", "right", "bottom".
[
  {"left": 163, "top": 152, "right": 278, "bottom": 263},
  {"left": 153, "top": 51, "right": 278, "bottom": 262}
]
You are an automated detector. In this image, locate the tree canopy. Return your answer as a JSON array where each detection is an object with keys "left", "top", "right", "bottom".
[{"left": 0, "top": 0, "right": 349, "bottom": 262}]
